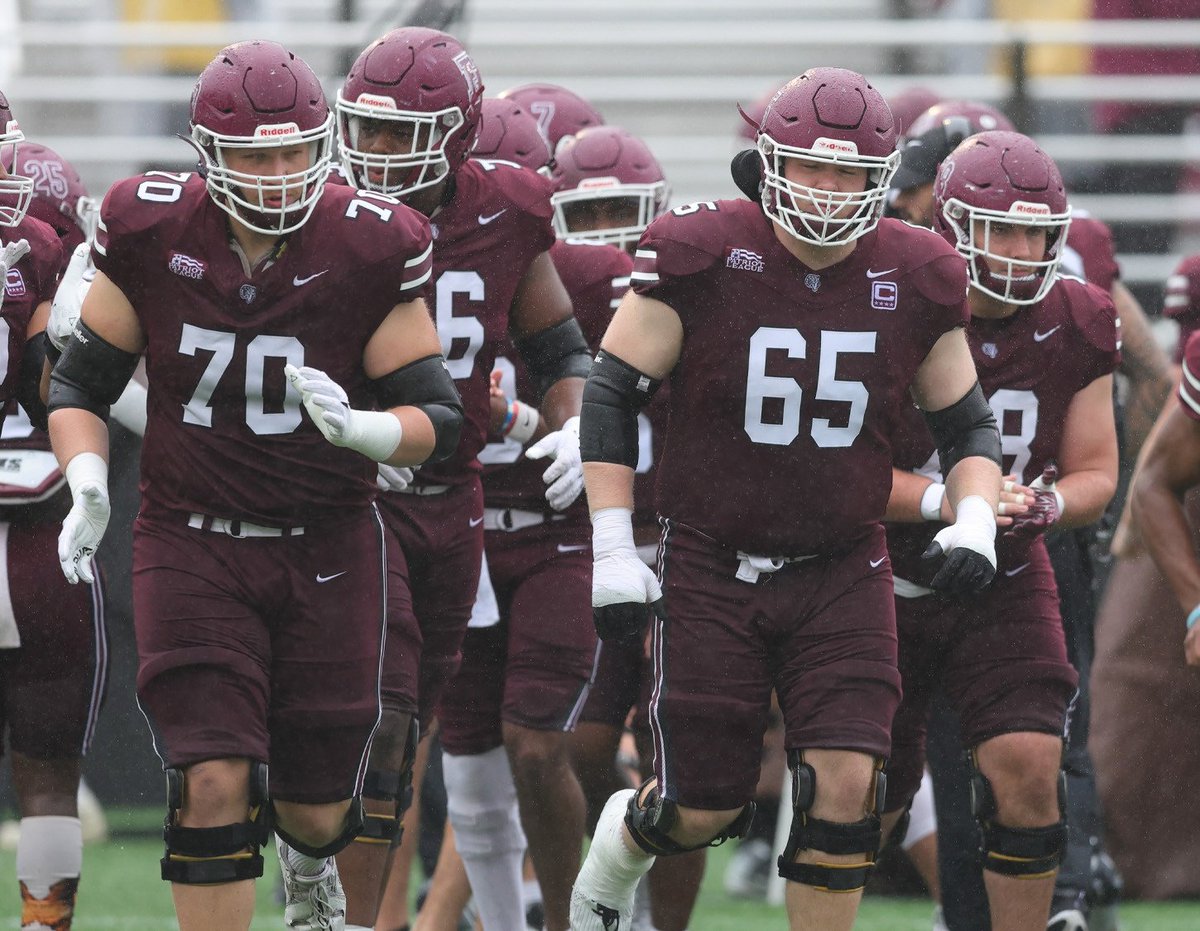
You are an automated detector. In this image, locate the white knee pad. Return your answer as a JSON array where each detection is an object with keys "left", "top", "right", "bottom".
[
  {"left": 902, "top": 770, "right": 938, "bottom": 851},
  {"left": 443, "top": 745, "right": 527, "bottom": 855}
]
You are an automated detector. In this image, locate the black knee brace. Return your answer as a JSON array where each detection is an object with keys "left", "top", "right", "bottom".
[
  {"left": 624, "top": 778, "right": 755, "bottom": 857},
  {"left": 970, "top": 756, "right": 1067, "bottom": 878},
  {"left": 357, "top": 717, "right": 420, "bottom": 848},
  {"left": 886, "top": 805, "right": 912, "bottom": 850},
  {"left": 161, "top": 762, "right": 272, "bottom": 885},
  {"left": 274, "top": 797, "right": 365, "bottom": 859},
  {"left": 777, "top": 752, "right": 884, "bottom": 893}
]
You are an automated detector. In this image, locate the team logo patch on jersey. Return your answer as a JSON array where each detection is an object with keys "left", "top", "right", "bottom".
[
  {"left": 239, "top": 284, "right": 257, "bottom": 304},
  {"left": 804, "top": 273, "right": 821, "bottom": 293},
  {"left": 726, "top": 248, "right": 764, "bottom": 273},
  {"left": 871, "top": 280, "right": 898, "bottom": 311},
  {"left": 3, "top": 268, "right": 24, "bottom": 298},
  {"left": 982, "top": 342, "right": 998, "bottom": 359},
  {"left": 168, "top": 253, "right": 206, "bottom": 280},
  {"left": 430, "top": 222, "right": 440, "bottom": 240}
]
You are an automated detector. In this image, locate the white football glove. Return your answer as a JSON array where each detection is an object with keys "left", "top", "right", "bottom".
[
  {"left": 922, "top": 495, "right": 997, "bottom": 595},
  {"left": 376, "top": 463, "right": 414, "bottom": 492},
  {"left": 58, "top": 453, "right": 110, "bottom": 585},
  {"left": 285, "top": 363, "right": 403, "bottom": 462},
  {"left": 525, "top": 415, "right": 583, "bottom": 511},
  {"left": 47, "top": 242, "right": 94, "bottom": 351},
  {"left": 591, "top": 507, "right": 664, "bottom": 644},
  {"left": 0, "top": 238, "right": 30, "bottom": 309}
]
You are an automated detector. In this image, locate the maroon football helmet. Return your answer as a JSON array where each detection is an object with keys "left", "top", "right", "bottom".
[
  {"left": 0, "top": 91, "right": 33, "bottom": 228},
  {"left": 5, "top": 142, "right": 96, "bottom": 254},
  {"left": 907, "top": 100, "right": 1014, "bottom": 141},
  {"left": 757, "top": 67, "right": 900, "bottom": 246},
  {"left": 497, "top": 82, "right": 604, "bottom": 152},
  {"left": 934, "top": 130, "right": 1071, "bottom": 306},
  {"left": 190, "top": 41, "right": 332, "bottom": 235},
  {"left": 887, "top": 86, "right": 944, "bottom": 138},
  {"left": 473, "top": 98, "right": 552, "bottom": 172},
  {"left": 549, "top": 126, "right": 668, "bottom": 251},
  {"left": 338, "top": 27, "right": 484, "bottom": 197}
]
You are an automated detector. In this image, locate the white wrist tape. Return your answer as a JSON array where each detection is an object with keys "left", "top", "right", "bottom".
[
  {"left": 954, "top": 494, "right": 997, "bottom": 535},
  {"left": 919, "top": 483, "right": 946, "bottom": 522},
  {"left": 344, "top": 409, "right": 404, "bottom": 462},
  {"left": 591, "top": 507, "right": 637, "bottom": 557},
  {"left": 64, "top": 452, "right": 108, "bottom": 494}
]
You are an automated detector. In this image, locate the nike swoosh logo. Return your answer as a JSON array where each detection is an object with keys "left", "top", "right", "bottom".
[
  {"left": 478, "top": 209, "right": 508, "bottom": 225},
  {"left": 557, "top": 544, "right": 588, "bottom": 553},
  {"left": 293, "top": 269, "right": 329, "bottom": 287},
  {"left": 869, "top": 556, "right": 886, "bottom": 568},
  {"left": 866, "top": 267, "right": 898, "bottom": 279},
  {"left": 469, "top": 516, "right": 484, "bottom": 527},
  {"left": 1005, "top": 562, "right": 1031, "bottom": 577},
  {"left": 1033, "top": 325, "right": 1061, "bottom": 342},
  {"left": 316, "top": 571, "right": 347, "bottom": 583}
]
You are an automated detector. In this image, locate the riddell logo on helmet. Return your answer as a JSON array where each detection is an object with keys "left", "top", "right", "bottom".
[
  {"left": 812, "top": 137, "right": 859, "bottom": 156},
  {"left": 1009, "top": 201, "right": 1052, "bottom": 217},
  {"left": 356, "top": 93, "right": 398, "bottom": 110},
  {"left": 578, "top": 176, "right": 619, "bottom": 191},
  {"left": 254, "top": 123, "right": 301, "bottom": 139}
]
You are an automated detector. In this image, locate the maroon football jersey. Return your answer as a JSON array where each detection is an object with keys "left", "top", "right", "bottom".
[
  {"left": 1165, "top": 253, "right": 1200, "bottom": 362},
  {"left": 2, "top": 216, "right": 61, "bottom": 428},
  {"left": 1062, "top": 212, "right": 1119, "bottom": 294},
  {"left": 630, "top": 204, "right": 968, "bottom": 554},
  {"left": 93, "top": 173, "right": 432, "bottom": 524},
  {"left": 1178, "top": 328, "right": 1200, "bottom": 421},
  {"left": 888, "top": 275, "right": 1121, "bottom": 581},
  {"left": 481, "top": 237, "right": 630, "bottom": 509},
  {"left": 409, "top": 158, "right": 557, "bottom": 489}
]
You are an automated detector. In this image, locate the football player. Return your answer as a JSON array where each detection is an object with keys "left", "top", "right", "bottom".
[
  {"left": 334, "top": 29, "right": 591, "bottom": 931},
  {"left": 882, "top": 131, "right": 1120, "bottom": 931},
  {"left": 0, "top": 93, "right": 95, "bottom": 931},
  {"left": 571, "top": 67, "right": 1002, "bottom": 931},
  {"left": 889, "top": 99, "right": 1163, "bottom": 931},
  {"left": 47, "top": 41, "right": 462, "bottom": 931}
]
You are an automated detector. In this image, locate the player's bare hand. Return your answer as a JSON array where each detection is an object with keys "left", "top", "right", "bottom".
[
  {"left": 996, "top": 474, "right": 1033, "bottom": 528},
  {"left": 489, "top": 370, "right": 509, "bottom": 434}
]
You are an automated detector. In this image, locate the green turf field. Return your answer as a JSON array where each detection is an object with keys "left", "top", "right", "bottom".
[{"left": 0, "top": 826, "right": 1196, "bottom": 929}]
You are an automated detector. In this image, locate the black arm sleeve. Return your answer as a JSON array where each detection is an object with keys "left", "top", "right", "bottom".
[
  {"left": 47, "top": 321, "right": 141, "bottom": 422},
  {"left": 922, "top": 381, "right": 1001, "bottom": 477},
  {"left": 513, "top": 317, "right": 592, "bottom": 397},
  {"left": 16, "top": 331, "right": 50, "bottom": 432},
  {"left": 579, "top": 350, "right": 663, "bottom": 468},
  {"left": 371, "top": 354, "right": 465, "bottom": 463}
]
